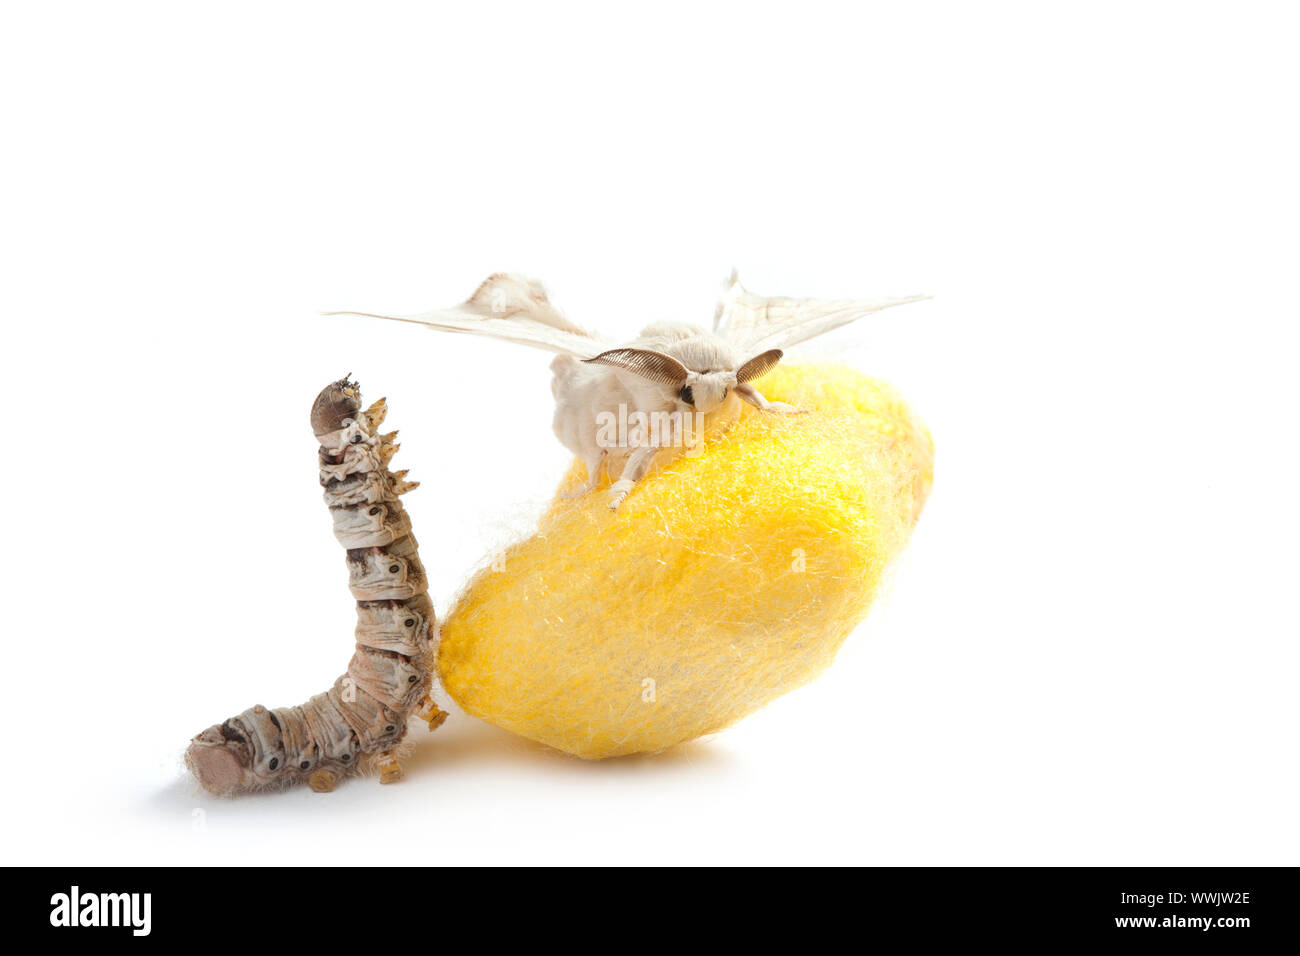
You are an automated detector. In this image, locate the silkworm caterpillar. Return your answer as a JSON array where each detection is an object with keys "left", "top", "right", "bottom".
[{"left": 185, "top": 378, "right": 447, "bottom": 795}]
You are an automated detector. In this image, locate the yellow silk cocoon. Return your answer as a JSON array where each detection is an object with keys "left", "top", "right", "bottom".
[{"left": 437, "top": 363, "right": 934, "bottom": 758}]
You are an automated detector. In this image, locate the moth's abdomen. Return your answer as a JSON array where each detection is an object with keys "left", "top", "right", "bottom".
[{"left": 186, "top": 378, "right": 447, "bottom": 795}]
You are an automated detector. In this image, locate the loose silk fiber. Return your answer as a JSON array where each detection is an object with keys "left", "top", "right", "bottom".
[{"left": 438, "top": 363, "right": 934, "bottom": 758}]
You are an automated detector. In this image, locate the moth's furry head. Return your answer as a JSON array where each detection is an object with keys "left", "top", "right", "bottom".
[{"left": 585, "top": 324, "right": 784, "bottom": 413}]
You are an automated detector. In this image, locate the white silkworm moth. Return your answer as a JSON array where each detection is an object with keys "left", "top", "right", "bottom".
[
  {"left": 185, "top": 378, "right": 447, "bottom": 795},
  {"left": 331, "top": 271, "right": 927, "bottom": 509}
]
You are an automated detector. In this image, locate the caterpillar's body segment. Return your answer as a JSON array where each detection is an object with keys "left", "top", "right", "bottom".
[{"left": 185, "top": 379, "right": 447, "bottom": 795}]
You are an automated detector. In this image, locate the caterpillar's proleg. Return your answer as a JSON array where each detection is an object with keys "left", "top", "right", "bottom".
[{"left": 185, "top": 378, "right": 447, "bottom": 795}]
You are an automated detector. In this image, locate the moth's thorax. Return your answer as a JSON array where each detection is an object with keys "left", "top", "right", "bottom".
[{"left": 636, "top": 323, "right": 741, "bottom": 374}]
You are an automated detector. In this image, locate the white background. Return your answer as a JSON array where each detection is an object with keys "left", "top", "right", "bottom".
[{"left": 2, "top": 2, "right": 1296, "bottom": 866}]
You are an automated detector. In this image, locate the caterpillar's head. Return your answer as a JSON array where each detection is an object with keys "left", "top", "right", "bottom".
[{"left": 311, "top": 376, "right": 362, "bottom": 437}]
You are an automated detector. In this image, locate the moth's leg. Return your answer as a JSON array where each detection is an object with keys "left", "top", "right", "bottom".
[
  {"left": 561, "top": 450, "right": 607, "bottom": 499},
  {"left": 735, "top": 382, "right": 803, "bottom": 414},
  {"left": 608, "top": 445, "right": 663, "bottom": 510},
  {"left": 374, "top": 750, "right": 403, "bottom": 785}
]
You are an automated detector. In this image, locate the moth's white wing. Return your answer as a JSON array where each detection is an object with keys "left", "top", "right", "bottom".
[
  {"left": 329, "top": 273, "right": 613, "bottom": 358},
  {"left": 713, "top": 271, "right": 929, "bottom": 352}
]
